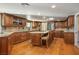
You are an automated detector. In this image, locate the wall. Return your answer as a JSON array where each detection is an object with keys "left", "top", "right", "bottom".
[{"left": 0, "top": 14, "right": 1, "bottom": 33}]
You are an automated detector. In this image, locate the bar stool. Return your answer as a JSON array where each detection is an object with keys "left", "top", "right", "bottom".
[{"left": 41, "top": 34, "right": 49, "bottom": 48}]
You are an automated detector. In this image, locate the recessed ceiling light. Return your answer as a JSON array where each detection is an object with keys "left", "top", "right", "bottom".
[{"left": 51, "top": 5, "right": 56, "bottom": 8}]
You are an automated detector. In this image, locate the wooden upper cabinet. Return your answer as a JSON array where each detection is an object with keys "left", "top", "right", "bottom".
[
  {"left": 68, "top": 15, "right": 74, "bottom": 27},
  {"left": 64, "top": 20, "right": 67, "bottom": 27},
  {"left": 55, "top": 21, "right": 66, "bottom": 28},
  {"left": 4, "top": 14, "right": 13, "bottom": 27},
  {"left": 54, "top": 20, "right": 68, "bottom": 29},
  {"left": 21, "top": 19, "right": 26, "bottom": 26},
  {"left": 2, "top": 13, "right": 26, "bottom": 27}
]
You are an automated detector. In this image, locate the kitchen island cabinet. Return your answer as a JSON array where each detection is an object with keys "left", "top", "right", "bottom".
[
  {"left": 49, "top": 31, "right": 54, "bottom": 43},
  {"left": 30, "top": 33, "right": 41, "bottom": 46},
  {"left": 30, "top": 31, "right": 53, "bottom": 47}
]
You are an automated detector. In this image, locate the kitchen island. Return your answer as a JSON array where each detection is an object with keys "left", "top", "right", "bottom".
[{"left": 30, "top": 30, "right": 53, "bottom": 47}]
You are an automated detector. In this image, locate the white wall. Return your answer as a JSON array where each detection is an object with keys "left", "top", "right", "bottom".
[{"left": 0, "top": 14, "right": 2, "bottom": 33}]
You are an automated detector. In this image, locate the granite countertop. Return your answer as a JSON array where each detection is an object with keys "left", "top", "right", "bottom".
[
  {"left": 30, "top": 30, "right": 49, "bottom": 33},
  {"left": 0, "top": 32, "right": 14, "bottom": 37},
  {"left": 0, "top": 30, "right": 28, "bottom": 37}
]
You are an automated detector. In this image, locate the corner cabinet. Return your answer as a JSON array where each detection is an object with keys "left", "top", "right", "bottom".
[{"left": 68, "top": 15, "right": 74, "bottom": 27}]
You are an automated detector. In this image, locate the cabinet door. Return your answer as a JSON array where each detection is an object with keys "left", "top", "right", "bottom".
[
  {"left": 0, "top": 37, "right": 8, "bottom": 55},
  {"left": 68, "top": 16, "right": 74, "bottom": 27},
  {"left": 14, "top": 33, "right": 21, "bottom": 44},
  {"left": 21, "top": 32, "right": 27, "bottom": 41},
  {"left": 31, "top": 33, "right": 41, "bottom": 46},
  {"left": 64, "top": 21, "right": 67, "bottom": 28},
  {"left": 0, "top": 37, "right": 2, "bottom": 54},
  {"left": 64, "top": 32, "right": 74, "bottom": 44},
  {"left": 22, "top": 20, "right": 26, "bottom": 26},
  {"left": 4, "top": 14, "right": 13, "bottom": 26}
]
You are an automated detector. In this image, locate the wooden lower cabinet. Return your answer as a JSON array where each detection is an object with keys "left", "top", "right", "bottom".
[
  {"left": 0, "top": 32, "right": 30, "bottom": 55},
  {"left": 64, "top": 32, "right": 74, "bottom": 44},
  {"left": 31, "top": 33, "right": 41, "bottom": 46},
  {"left": 54, "top": 31, "right": 64, "bottom": 38},
  {"left": 49, "top": 31, "right": 54, "bottom": 43},
  {"left": 8, "top": 32, "right": 30, "bottom": 44},
  {"left": 0, "top": 37, "right": 9, "bottom": 55}
]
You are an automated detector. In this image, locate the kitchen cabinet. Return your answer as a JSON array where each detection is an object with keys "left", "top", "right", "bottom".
[
  {"left": 54, "top": 31, "right": 64, "bottom": 38},
  {"left": 31, "top": 33, "right": 41, "bottom": 46},
  {"left": 55, "top": 21, "right": 67, "bottom": 28},
  {"left": 21, "top": 32, "right": 30, "bottom": 42},
  {"left": 48, "top": 31, "right": 54, "bottom": 44},
  {"left": 0, "top": 32, "right": 30, "bottom": 55},
  {"left": 22, "top": 20, "right": 26, "bottom": 26},
  {"left": 64, "top": 32, "right": 74, "bottom": 44},
  {"left": 0, "top": 36, "right": 13, "bottom": 55},
  {"left": 13, "top": 17, "right": 26, "bottom": 27},
  {"left": 8, "top": 32, "right": 30, "bottom": 44},
  {"left": 3, "top": 14, "right": 13, "bottom": 27},
  {"left": 1, "top": 13, "right": 26, "bottom": 27},
  {"left": 68, "top": 15, "right": 74, "bottom": 27},
  {"left": 0, "top": 37, "right": 8, "bottom": 54},
  {"left": 64, "top": 20, "right": 67, "bottom": 27}
]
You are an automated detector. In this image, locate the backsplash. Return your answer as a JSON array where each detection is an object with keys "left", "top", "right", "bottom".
[
  {"left": 55, "top": 27, "right": 74, "bottom": 32},
  {"left": 2, "top": 27, "right": 26, "bottom": 32}
]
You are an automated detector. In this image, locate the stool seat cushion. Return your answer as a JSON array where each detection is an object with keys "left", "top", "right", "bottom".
[{"left": 41, "top": 35, "right": 49, "bottom": 40}]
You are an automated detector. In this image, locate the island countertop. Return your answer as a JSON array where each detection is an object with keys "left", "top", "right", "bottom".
[{"left": 29, "top": 30, "right": 50, "bottom": 33}]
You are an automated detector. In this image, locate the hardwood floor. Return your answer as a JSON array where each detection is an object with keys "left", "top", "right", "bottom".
[{"left": 11, "top": 38, "right": 79, "bottom": 55}]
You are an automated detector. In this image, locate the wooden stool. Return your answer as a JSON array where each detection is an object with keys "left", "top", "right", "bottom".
[{"left": 41, "top": 35, "right": 49, "bottom": 48}]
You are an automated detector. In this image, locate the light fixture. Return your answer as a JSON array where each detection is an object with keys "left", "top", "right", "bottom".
[{"left": 51, "top": 5, "right": 56, "bottom": 8}]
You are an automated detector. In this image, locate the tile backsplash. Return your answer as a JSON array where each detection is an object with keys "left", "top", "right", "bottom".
[{"left": 2, "top": 27, "right": 26, "bottom": 32}]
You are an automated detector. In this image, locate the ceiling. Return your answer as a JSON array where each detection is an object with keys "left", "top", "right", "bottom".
[{"left": 0, "top": 3, "right": 79, "bottom": 18}]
